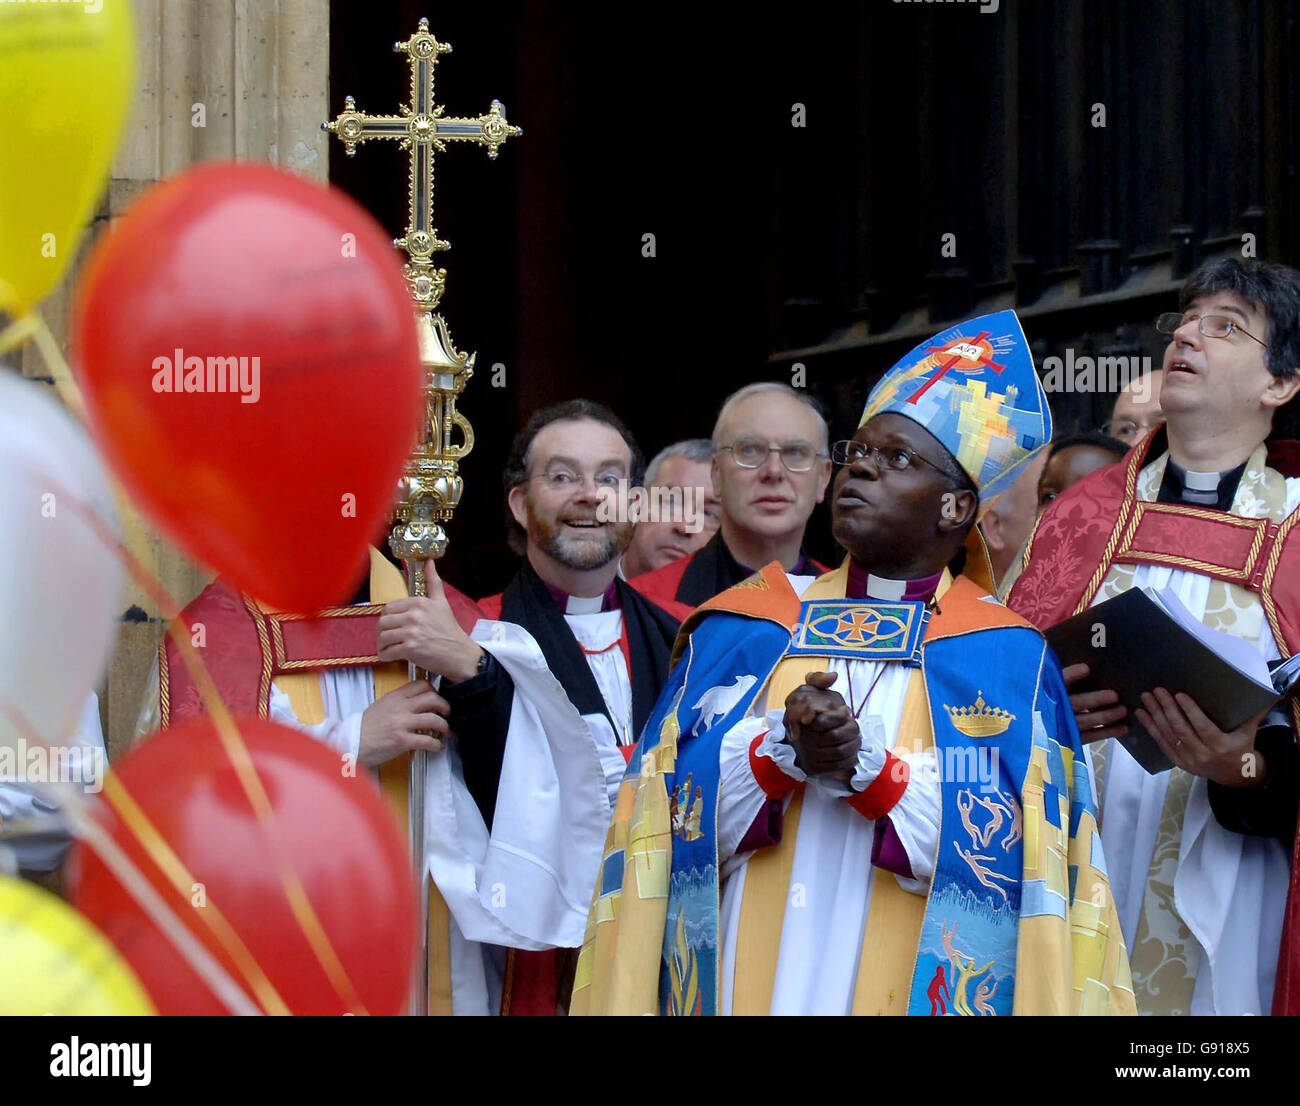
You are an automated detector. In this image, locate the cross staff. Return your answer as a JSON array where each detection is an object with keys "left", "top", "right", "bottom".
[
  {"left": 323, "top": 17, "right": 520, "bottom": 1018},
  {"left": 324, "top": 17, "right": 521, "bottom": 311}
]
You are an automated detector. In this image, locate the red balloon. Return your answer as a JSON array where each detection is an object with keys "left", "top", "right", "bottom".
[
  {"left": 68, "top": 718, "right": 417, "bottom": 1015},
  {"left": 72, "top": 162, "right": 422, "bottom": 612}
]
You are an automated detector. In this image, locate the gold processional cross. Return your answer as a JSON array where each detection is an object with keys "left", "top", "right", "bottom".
[
  {"left": 323, "top": 16, "right": 520, "bottom": 1017},
  {"left": 325, "top": 16, "right": 520, "bottom": 314}
]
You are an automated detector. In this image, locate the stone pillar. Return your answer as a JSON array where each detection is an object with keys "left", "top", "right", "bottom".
[{"left": 18, "top": 0, "right": 329, "bottom": 763}]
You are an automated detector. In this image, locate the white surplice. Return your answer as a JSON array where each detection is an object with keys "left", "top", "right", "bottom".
[
  {"left": 1089, "top": 463, "right": 1300, "bottom": 1016},
  {"left": 268, "top": 607, "right": 632, "bottom": 1015},
  {"left": 0, "top": 693, "right": 105, "bottom": 873}
]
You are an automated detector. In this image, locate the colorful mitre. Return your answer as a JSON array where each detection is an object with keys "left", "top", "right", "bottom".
[{"left": 860, "top": 308, "right": 1052, "bottom": 508}]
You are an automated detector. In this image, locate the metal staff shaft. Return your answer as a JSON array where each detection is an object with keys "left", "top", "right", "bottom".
[{"left": 405, "top": 557, "right": 431, "bottom": 1017}]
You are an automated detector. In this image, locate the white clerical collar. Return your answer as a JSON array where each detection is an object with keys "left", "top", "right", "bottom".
[
  {"left": 865, "top": 574, "right": 908, "bottom": 601},
  {"left": 1165, "top": 458, "right": 1225, "bottom": 506},
  {"left": 542, "top": 577, "right": 620, "bottom": 614},
  {"left": 1182, "top": 468, "right": 1221, "bottom": 492},
  {"left": 565, "top": 593, "right": 605, "bottom": 615}
]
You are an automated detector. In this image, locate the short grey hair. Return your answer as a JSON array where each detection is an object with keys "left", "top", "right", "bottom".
[
  {"left": 645, "top": 438, "right": 714, "bottom": 486},
  {"left": 711, "top": 382, "right": 829, "bottom": 452}
]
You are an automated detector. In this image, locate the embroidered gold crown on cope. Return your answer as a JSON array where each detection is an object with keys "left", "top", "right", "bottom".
[{"left": 943, "top": 690, "right": 1016, "bottom": 737}]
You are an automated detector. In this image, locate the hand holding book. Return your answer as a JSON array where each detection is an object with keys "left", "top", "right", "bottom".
[
  {"left": 1045, "top": 587, "right": 1300, "bottom": 775},
  {"left": 1133, "top": 686, "right": 1272, "bottom": 787},
  {"left": 1061, "top": 662, "right": 1129, "bottom": 742}
]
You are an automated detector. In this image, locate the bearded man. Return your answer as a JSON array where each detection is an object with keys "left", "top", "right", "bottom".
[{"left": 380, "top": 399, "right": 679, "bottom": 1013}]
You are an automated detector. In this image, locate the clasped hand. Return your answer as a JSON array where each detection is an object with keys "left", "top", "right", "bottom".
[{"left": 782, "top": 670, "right": 861, "bottom": 784}]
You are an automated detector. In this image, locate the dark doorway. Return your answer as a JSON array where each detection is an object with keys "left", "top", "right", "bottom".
[{"left": 330, "top": 1, "right": 1300, "bottom": 594}]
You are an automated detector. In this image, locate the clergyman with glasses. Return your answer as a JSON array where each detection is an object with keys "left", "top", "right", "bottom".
[
  {"left": 384, "top": 398, "right": 681, "bottom": 1014},
  {"left": 629, "top": 382, "right": 832, "bottom": 621},
  {"left": 1009, "top": 257, "right": 1300, "bottom": 1015}
]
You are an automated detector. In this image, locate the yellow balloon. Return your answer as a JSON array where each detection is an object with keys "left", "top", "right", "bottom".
[
  {"left": 0, "top": 0, "right": 135, "bottom": 315},
  {"left": 0, "top": 875, "right": 155, "bottom": 1015}
]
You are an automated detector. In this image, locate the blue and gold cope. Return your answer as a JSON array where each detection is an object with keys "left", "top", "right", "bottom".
[{"left": 572, "top": 567, "right": 1134, "bottom": 1016}]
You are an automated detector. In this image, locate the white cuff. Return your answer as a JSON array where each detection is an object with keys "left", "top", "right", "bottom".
[
  {"left": 718, "top": 715, "right": 781, "bottom": 863},
  {"left": 767, "top": 711, "right": 887, "bottom": 798},
  {"left": 758, "top": 709, "right": 807, "bottom": 783},
  {"left": 333, "top": 712, "right": 364, "bottom": 763},
  {"left": 841, "top": 716, "right": 889, "bottom": 795},
  {"left": 268, "top": 681, "right": 363, "bottom": 763}
]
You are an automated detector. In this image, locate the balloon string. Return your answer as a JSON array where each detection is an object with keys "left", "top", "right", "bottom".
[
  {"left": 0, "top": 703, "right": 264, "bottom": 1017},
  {"left": 160, "top": 620, "right": 371, "bottom": 1016},
  {"left": 98, "top": 772, "right": 292, "bottom": 1016},
  {"left": 0, "top": 313, "right": 39, "bottom": 353},
  {"left": 28, "top": 469, "right": 370, "bottom": 1015},
  {"left": 0, "top": 310, "right": 87, "bottom": 419},
  {"left": 61, "top": 804, "right": 266, "bottom": 1018}
]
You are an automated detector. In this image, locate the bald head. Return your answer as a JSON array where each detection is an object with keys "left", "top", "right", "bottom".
[
  {"left": 711, "top": 383, "right": 829, "bottom": 452},
  {"left": 710, "top": 384, "right": 832, "bottom": 565}
]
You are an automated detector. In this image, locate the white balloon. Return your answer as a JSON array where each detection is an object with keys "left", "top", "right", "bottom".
[{"left": 0, "top": 371, "right": 124, "bottom": 752}]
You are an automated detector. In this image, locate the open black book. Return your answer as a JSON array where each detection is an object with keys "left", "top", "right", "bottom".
[{"left": 1043, "top": 586, "right": 1300, "bottom": 774}]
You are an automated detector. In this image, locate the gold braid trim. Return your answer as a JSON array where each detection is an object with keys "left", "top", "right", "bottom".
[
  {"left": 1074, "top": 495, "right": 1137, "bottom": 615},
  {"left": 243, "top": 596, "right": 275, "bottom": 719},
  {"left": 1259, "top": 509, "right": 1298, "bottom": 645},
  {"left": 1068, "top": 441, "right": 1148, "bottom": 616},
  {"left": 157, "top": 640, "right": 170, "bottom": 727},
  {"left": 1016, "top": 508, "right": 1047, "bottom": 578},
  {"left": 1114, "top": 503, "right": 1268, "bottom": 581},
  {"left": 1077, "top": 479, "right": 1276, "bottom": 612},
  {"left": 1121, "top": 550, "right": 1250, "bottom": 576},
  {"left": 268, "top": 604, "right": 386, "bottom": 671},
  {"left": 270, "top": 603, "right": 385, "bottom": 622},
  {"left": 272, "top": 655, "right": 383, "bottom": 671},
  {"left": 1259, "top": 509, "right": 1300, "bottom": 732}
]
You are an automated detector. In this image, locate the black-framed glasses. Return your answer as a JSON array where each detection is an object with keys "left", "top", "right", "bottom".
[
  {"left": 1155, "top": 311, "right": 1266, "bottom": 347},
  {"left": 717, "top": 438, "right": 824, "bottom": 473},
  {"left": 831, "top": 438, "right": 948, "bottom": 476}
]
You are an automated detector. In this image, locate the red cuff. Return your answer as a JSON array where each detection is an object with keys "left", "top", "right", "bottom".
[
  {"left": 846, "top": 751, "right": 909, "bottom": 820},
  {"left": 748, "top": 733, "right": 803, "bottom": 800}
]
